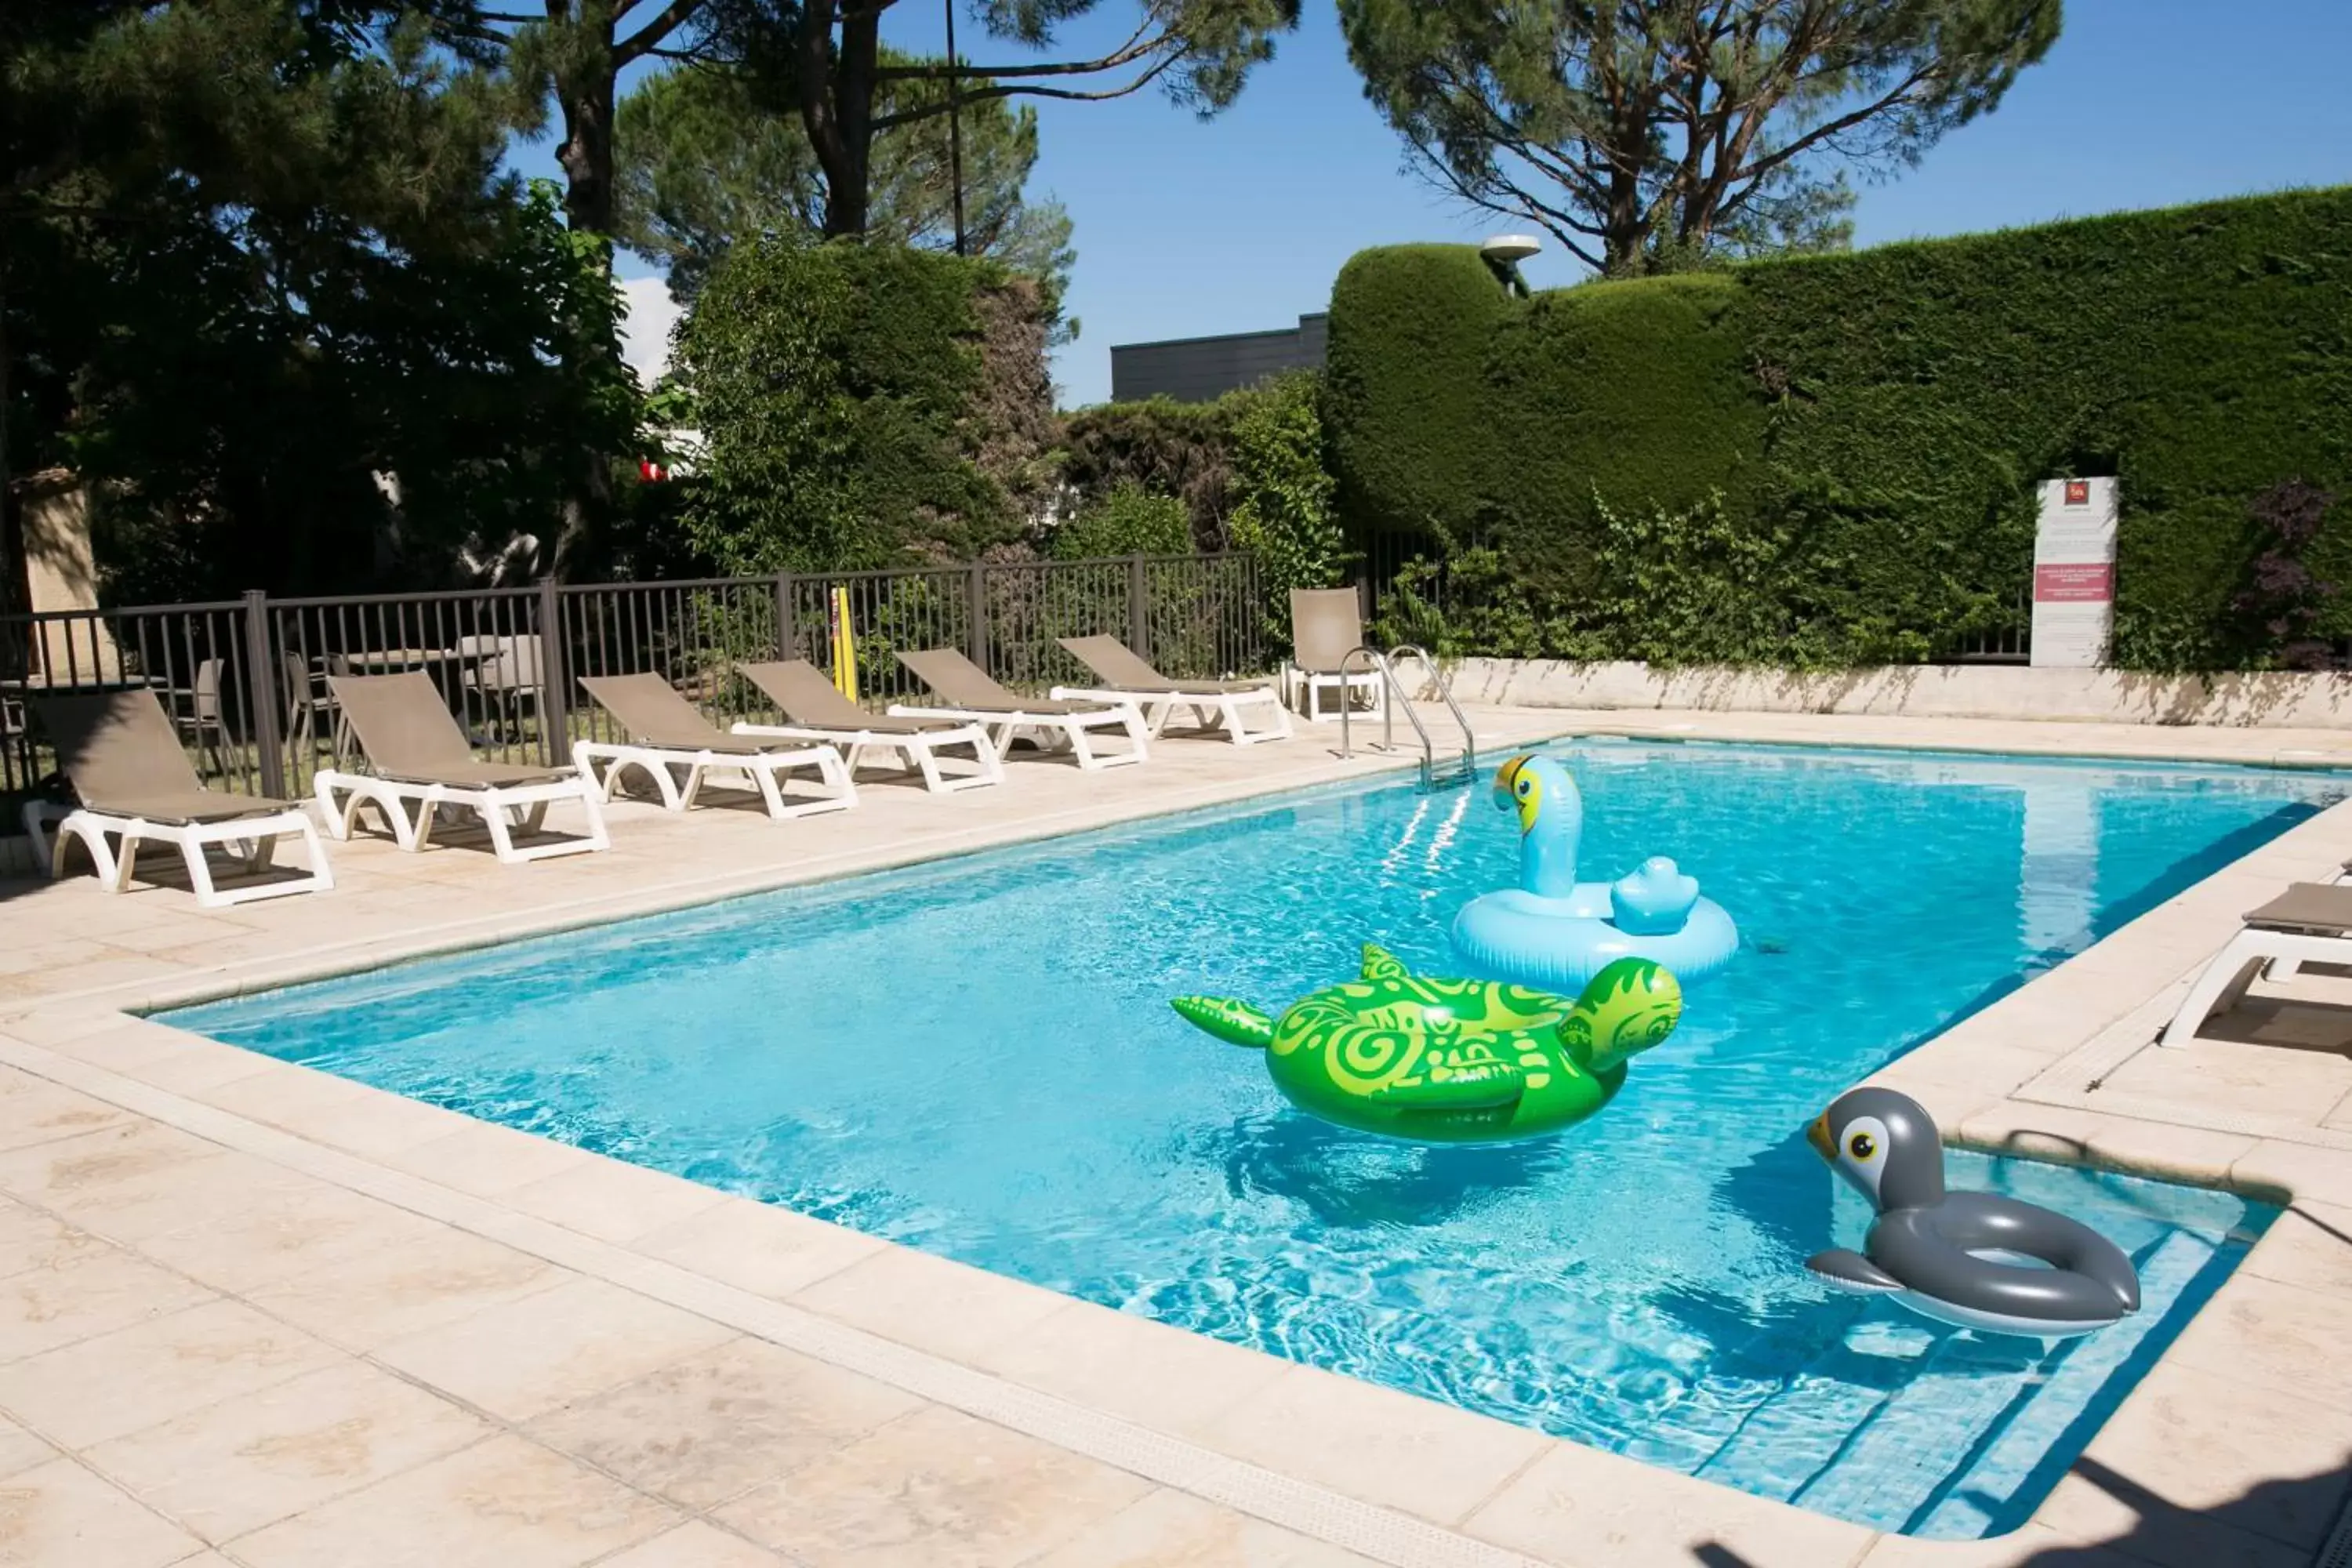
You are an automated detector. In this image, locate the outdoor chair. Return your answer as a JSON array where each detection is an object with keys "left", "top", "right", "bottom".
[
  {"left": 889, "top": 647, "right": 1149, "bottom": 770},
  {"left": 731, "top": 660, "right": 1003, "bottom": 793},
  {"left": 456, "top": 633, "right": 543, "bottom": 738},
  {"left": 1288, "top": 587, "right": 1385, "bottom": 723},
  {"left": 21, "top": 687, "right": 333, "bottom": 907},
  {"left": 314, "top": 670, "right": 608, "bottom": 863},
  {"left": 160, "top": 656, "right": 233, "bottom": 780},
  {"left": 1048, "top": 634, "right": 1291, "bottom": 746},
  {"left": 573, "top": 672, "right": 855, "bottom": 820},
  {"left": 2159, "top": 882, "right": 2352, "bottom": 1046},
  {"left": 282, "top": 651, "right": 350, "bottom": 764}
]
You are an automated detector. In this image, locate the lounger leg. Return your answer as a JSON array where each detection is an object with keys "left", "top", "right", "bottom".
[
  {"left": 576, "top": 786, "right": 610, "bottom": 851},
  {"left": 49, "top": 818, "right": 123, "bottom": 890},
  {"left": 105, "top": 827, "right": 139, "bottom": 893},
  {"left": 480, "top": 792, "right": 522, "bottom": 864},
  {"left": 296, "top": 818, "right": 336, "bottom": 892},
  {"left": 750, "top": 761, "right": 789, "bottom": 820},
  {"left": 2158, "top": 931, "right": 2274, "bottom": 1047},
  {"left": 180, "top": 835, "right": 224, "bottom": 908},
  {"left": 1067, "top": 721, "right": 1100, "bottom": 771}
]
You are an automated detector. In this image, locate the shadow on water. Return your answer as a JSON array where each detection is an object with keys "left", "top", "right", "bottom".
[{"left": 1217, "top": 1112, "right": 1570, "bottom": 1228}]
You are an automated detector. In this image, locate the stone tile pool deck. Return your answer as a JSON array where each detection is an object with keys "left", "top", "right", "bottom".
[{"left": 1, "top": 706, "right": 2350, "bottom": 1566}]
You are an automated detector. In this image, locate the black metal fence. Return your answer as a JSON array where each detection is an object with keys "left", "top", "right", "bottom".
[{"left": 0, "top": 553, "right": 1269, "bottom": 817}]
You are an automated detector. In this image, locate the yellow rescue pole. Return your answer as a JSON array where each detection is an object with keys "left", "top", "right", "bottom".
[{"left": 829, "top": 586, "right": 858, "bottom": 702}]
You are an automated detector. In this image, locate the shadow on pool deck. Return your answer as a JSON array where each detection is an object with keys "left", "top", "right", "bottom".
[{"left": 1684, "top": 1450, "right": 2352, "bottom": 1566}]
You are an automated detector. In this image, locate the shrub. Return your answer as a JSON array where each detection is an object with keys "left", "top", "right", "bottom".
[
  {"left": 1226, "top": 372, "right": 1343, "bottom": 634},
  {"left": 1051, "top": 482, "right": 1191, "bottom": 559},
  {"left": 1056, "top": 397, "right": 1236, "bottom": 546},
  {"left": 675, "top": 238, "right": 1051, "bottom": 572}
]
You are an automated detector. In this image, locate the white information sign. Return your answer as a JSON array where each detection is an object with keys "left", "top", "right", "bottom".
[{"left": 2031, "top": 477, "right": 2118, "bottom": 669}]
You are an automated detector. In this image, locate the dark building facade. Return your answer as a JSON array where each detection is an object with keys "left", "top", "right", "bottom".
[{"left": 1109, "top": 314, "right": 1327, "bottom": 403}]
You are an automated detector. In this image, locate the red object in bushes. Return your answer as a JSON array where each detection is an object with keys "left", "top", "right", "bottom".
[{"left": 639, "top": 459, "right": 668, "bottom": 482}]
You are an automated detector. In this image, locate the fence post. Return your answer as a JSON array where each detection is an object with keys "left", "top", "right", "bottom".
[
  {"left": 774, "top": 572, "right": 797, "bottom": 661},
  {"left": 966, "top": 560, "right": 989, "bottom": 671},
  {"left": 1127, "top": 554, "right": 1150, "bottom": 666},
  {"left": 535, "top": 577, "right": 568, "bottom": 766},
  {"left": 240, "top": 590, "right": 287, "bottom": 800}
]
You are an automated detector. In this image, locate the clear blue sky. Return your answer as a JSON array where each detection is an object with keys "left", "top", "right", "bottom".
[{"left": 576, "top": 0, "right": 2352, "bottom": 407}]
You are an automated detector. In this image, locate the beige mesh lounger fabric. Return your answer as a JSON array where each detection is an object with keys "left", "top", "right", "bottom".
[
  {"left": 890, "top": 647, "right": 1149, "bottom": 771},
  {"left": 315, "top": 671, "right": 608, "bottom": 863},
  {"left": 1047, "top": 634, "right": 1290, "bottom": 746},
  {"left": 2158, "top": 881, "right": 2352, "bottom": 1046},
  {"left": 22, "top": 688, "right": 333, "bottom": 906},
  {"left": 572, "top": 673, "right": 854, "bottom": 819},
  {"left": 729, "top": 660, "right": 1003, "bottom": 793},
  {"left": 1287, "top": 587, "right": 1383, "bottom": 723}
]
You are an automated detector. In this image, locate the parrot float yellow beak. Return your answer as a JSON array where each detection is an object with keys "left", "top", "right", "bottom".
[
  {"left": 1806, "top": 1112, "right": 1835, "bottom": 1164},
  {"left": 1494, "top": 754, "right": 1540, "bottom": 833}
]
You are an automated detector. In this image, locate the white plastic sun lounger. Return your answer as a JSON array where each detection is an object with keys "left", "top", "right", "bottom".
[
  {"left": 572, "top": 673, "right": 855, "bottom": 819},
  {"left": 2158, "top": 882, "right": 2352, "bottom": 1047},
  {"left": 891, "top": 647, "right": 1149, "bottom": 771},
  {"left": 727, "top": 660, "right": 1003, "bottom": 794},
  {"left": 23, "top": 688, "right": 333, "bottom": 907},
  {"left": 1047, "top": 635, "right": 1292, "bottom": 746},
  {"left": 315, "top": 671, "right": 608, "bottom": 863}
]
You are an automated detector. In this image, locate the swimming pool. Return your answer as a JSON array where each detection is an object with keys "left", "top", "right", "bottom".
[{"left": 169, "top": 741, "right": 2341, "bottom": 1537}]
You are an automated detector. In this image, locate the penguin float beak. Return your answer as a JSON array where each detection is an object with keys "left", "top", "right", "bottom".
[{"left": 1805, "top": 1112, "right": 1835, "bottom": 1164}]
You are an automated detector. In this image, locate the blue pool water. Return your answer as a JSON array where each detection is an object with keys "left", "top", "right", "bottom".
[{"left": 169, "top": 742, "right": 2340, "bottom": 1537}]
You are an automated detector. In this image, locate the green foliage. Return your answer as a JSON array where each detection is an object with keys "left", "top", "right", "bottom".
[
  {"left": 5, "top": 0, "right": 635, "bottom": 599},
  {"left": 1374, "top": 492, "right": 1935, "bottom": 669},
  {"left": 1057, "top": 397, "right": 1236, "bottom": 544},
  {"left": 1320, "top": 245, "right": 1511, "bottom": 549},
  {"left": 1324, "top": 189, "right": 2352, "bottom": 670},
  {"left": 614, "top": 56, "right": 1076, "bottom": 321},
  {"left": 1051, "top": 483, "right": 1191, "bottom": 559},
  {"left": 1337, "top": 0, "right": 2057, "bottom": 274},
  {"left": 677, "top": 237, "right": 1051, "bottom": 572},
  {"left": 1226, "top": 372, "right": 1341, "bottom": 630}
]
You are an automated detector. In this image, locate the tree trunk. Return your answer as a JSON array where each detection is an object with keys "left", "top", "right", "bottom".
[
  {"left": 550, "top": 7, "right": 621, "bottom": 578},
  {"left": 804, "top": 0, "right": 880, "bottom": 237},
  {"left": 555, "top": 58, "right": 618, "bottom": 234}
]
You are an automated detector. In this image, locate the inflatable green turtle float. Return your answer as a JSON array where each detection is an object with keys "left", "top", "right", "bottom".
[{"left": 1173, "top": 945, "right": 1682, "bottom": 1143}]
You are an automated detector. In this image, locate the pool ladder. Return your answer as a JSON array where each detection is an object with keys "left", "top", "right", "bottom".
[{"left": 1336, "top": 644, "right": 1478, "bottom": 789}]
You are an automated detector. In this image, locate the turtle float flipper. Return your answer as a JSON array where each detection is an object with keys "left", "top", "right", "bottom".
[
  {"left": 1369, "top": 1060, "right": 1526, "bottom": 1111},
  {"left": 1806, "top": 1247, "right": 1904, "bottom": 1294},
  {"left": 1360, "top": 944, "right": 1411, "bottom": 982},
  {"left": 1563, "top": 958, "right": 1684, "bottom": 1074},
  {"left": 1172, "top": 996, "right": 1276, "bottom": 1049}
]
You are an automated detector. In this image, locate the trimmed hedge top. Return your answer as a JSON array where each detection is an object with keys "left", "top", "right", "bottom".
[{"left": 1324, "top": 188, "right": 2352, "bottom": 669}]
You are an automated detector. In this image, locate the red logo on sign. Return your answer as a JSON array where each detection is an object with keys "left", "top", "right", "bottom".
[
  {"left": 2035, "top": 564, "right": 2113, "bottom": 604},
  {"left": 2063, "top": 479, "right": 2090, "bottom": 506}
]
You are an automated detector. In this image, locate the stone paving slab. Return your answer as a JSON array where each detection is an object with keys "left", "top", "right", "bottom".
[{"left": 0, "top": 707, "right": 2350, "bottom": 1566}]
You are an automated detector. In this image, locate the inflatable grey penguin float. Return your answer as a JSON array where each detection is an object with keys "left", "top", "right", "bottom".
[{"left": 1805, "top": 1087, "right": 2140, "bottom": 1338}]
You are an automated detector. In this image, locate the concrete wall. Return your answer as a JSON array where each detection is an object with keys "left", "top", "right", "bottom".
[{"left": 1421, "top": 659, "right": 2352, "bottom": 730}]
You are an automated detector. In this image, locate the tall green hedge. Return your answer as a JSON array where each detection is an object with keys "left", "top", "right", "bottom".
[
  {"left": 677, "top": 238, "right": 1052, "bottom": 572},
  {"left": 1323, "top": 189, "right": 2352, "bottom": 669}
]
